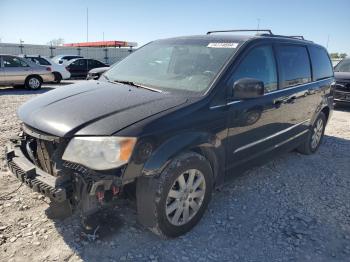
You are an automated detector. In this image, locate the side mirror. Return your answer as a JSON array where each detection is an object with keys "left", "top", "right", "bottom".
[{"left": 233, "top": 78, "right": 265, "bottom": 99}]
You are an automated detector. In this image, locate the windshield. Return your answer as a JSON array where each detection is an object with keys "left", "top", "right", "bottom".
[
  {"left": 104, "top": 39, "right": 239, "bottom": 94},
  {"left": 335, "top": 59, "right": 350, "bottom": 72}
]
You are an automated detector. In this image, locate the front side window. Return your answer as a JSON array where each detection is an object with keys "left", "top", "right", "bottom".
[
  {"left": 229, "top": 45, "right": 278, "bottom": 92},
  {"left": 276, "top": 45, "right": 311, "bottom": 88},
  {"left": 104, "top": 40, "right": 239, "bottom": 94},
  {"left": 3, "top": 56, "right": 29, "bottom": 68},
  {"left": 335, "top": 59, "right": 350, "bottom": 73},
  {"left": 309, "top": 46, "right": 333, "bottom": 80}
]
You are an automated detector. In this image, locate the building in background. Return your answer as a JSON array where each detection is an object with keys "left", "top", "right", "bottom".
[{"left": 0, "top": 40, "right": 137, "bottom": 65}]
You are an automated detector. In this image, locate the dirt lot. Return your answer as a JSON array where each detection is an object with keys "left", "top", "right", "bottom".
[{"left": 0, "top": 83, "right": 349, "bottom": 262}]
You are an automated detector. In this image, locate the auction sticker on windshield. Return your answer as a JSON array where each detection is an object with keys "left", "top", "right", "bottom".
[{"left": 207, "top": 43, "right": 239, "bottom": 48}]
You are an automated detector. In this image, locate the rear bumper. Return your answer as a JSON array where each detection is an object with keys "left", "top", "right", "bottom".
[
  {"left": 5, "top": 141, "right": 67, "bottom": 202},
  {"left": 60, "top": 70, "right": 71, "bottom": 80}
]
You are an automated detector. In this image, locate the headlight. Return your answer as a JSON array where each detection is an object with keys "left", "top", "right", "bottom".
[{"left": 62, "top": 137, "right": 136, "bottom": 170}]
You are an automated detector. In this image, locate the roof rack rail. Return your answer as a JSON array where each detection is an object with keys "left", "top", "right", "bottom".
[
  {"left": 287, "top": 35, "right": 304, "bottom": 40},
  {"left": 207, "top": 29, "right": 273, "bottom": 35}
]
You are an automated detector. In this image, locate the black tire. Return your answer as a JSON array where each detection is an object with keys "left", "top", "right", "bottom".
[
  {"left": 136, "top": 152, "right": 213, "bottom": 238},
  {"left": 53, "top": 72, "right": 62, "bottom": 83},
  {"left": 25, "top": 76, "right": 42, "bottom": 90},
  {"left": 297, "top": 112, "right": 326, "bottom": 155}
]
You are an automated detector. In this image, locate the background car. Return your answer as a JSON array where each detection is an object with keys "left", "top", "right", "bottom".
[
  {"left": 65, "top": 58, "right": 108, "bottom": 78},
  {"left": 51, "top": 55, "right": 83, "bottom": 64},
  {"left": 333, "top": 57, "right": 350, "bottom": 104},
  {"left": 0, "top": 54, "right": 54, "bottom": 90},
  {"left": 86, "top": 66, "right": 110, "bottom": 80},
  {"left": 21, "top": 55, "right": 71, "bottom": 83}
]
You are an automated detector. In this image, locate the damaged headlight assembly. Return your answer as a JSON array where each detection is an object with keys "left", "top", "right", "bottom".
[{"left": 62, "top": 137, "right": 136, "bottom": 170}]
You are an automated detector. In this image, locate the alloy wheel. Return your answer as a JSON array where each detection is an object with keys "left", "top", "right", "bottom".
[
  {"left": 29, "top": 78, "right": 40, "bottom": 89},
  {"left": 165, "top": 169, "right": 206, "bottom": 226},
  {"left": 311, "top": 118, "right": 324, "bottom": 149}
]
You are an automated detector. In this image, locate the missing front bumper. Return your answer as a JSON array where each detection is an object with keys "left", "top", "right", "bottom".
[{"left": 5, "top": 142, "right": 68, "bottom": 202}]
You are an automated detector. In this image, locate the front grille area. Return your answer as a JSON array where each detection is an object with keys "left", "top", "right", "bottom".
[
  {"left": 335, "top": 81, "right": 350, "bottom": 92},
  {"left": 22, "top": 126, "right": 63, "bottom": 176}
]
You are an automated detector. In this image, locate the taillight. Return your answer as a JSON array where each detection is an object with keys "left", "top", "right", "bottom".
[{"left": 46, "top": 67, "right": 51, "bottom": 72}]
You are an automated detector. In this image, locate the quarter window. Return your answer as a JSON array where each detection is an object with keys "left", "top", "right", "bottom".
[
  {"left": 309, "top": 46, "right": 333, "bottom": 80},
  {"left": 230, "top": 46, "right": 278, "bottom": 92},
  {"left": 276, "top": 45, "right": 311, "bottom": 88}
]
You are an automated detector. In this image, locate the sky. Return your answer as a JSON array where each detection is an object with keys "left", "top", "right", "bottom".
[{"left": 0, "top": 0, "right": 349, "bottom": 54}]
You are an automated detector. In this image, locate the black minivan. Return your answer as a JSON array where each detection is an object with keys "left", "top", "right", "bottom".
[{"left": 5, "top": 30, "right": 334, "bottom": 238}]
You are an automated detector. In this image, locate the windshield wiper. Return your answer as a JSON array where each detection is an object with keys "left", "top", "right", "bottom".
[{"left": 113, "top": 80, "right": 162, "bottom": 93}]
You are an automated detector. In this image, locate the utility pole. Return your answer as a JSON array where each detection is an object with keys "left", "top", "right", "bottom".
[
  {"left": 19, "top": 39, "right": 24, "bottom": 54},
  {"left": 257, "top": 18, "right": 261, "bottom": 31},
  {"left": 86, "top": 7, "right": 89, "bottom": 42},
  {"left": 49, "top": 41, "right": 56, "bottom": 58},
  {"left": 326, "top": 34, "right": 330, "bottom": 50}
]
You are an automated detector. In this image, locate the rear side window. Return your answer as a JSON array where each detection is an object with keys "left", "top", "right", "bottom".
[
  {"left": 230, "top": 45, "right": 278, "bottom": 92},
  {"left": 30, "top": 57, "right": 51, "bottom": 66},
  {"left": 276, "top": 45, "right": 311, "bottom": 88},
  {"left": 72, "top": 59, "right": 87, "bottom": 67},
  {"left": 309, "top": 46, "right": 333, "bottom": 80},
  {"left": 89, "top": 59, "right": 103, "bottom": 67}
]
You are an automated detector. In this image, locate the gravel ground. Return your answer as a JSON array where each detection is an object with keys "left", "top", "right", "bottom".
[{"left": 0, "top": 83, "right": 349, "bottom": 262}]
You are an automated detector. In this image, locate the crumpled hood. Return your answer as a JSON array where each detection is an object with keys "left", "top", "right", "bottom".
[
  {"left": 334, "top": 72, "right": 350, "bottom": 81},
  {"left": 18, "top": 81, "right": 187, "bottom": 137}
]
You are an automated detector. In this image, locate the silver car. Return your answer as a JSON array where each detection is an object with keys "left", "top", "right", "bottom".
[{"left": 0, "top": 54, "right": 54, "bottom": 90}]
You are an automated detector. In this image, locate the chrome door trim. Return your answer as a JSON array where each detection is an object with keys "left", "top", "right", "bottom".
[
  {"left": 233, "top": 119, "right": 310, "bottom": 154},
  {"left": 209, "top": 78, "right": 332, "bottom": 110},
  {"left": 210, "top": 100, "right": 241, "bottom": 109}
]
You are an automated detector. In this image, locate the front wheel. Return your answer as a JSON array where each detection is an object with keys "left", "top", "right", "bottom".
[
  {"left": 25, "top": 76, "right": 42, "bottom": 90},
  {"left": 297, "top": 112, "right": 326, "bottom": 154},
  {"left": 136, "top": 152, "right": 213, "bottom": 238}
]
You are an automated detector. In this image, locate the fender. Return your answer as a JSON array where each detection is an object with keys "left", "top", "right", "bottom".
[
  {"left": 140, "top": 131, "right": 226, "bottom": 184},
  {"left": 309, "top": 83, "right": 333, "bottom": 127}
]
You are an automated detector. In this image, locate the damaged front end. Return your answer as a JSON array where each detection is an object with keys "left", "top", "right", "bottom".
[{"left": 5, "top": 125, "right": 125, "bottom": 218}]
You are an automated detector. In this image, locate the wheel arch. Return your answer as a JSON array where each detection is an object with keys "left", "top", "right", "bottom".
[
  {"left": 25, "top": 74, "right": 43, "bottom": 83},
  {"left": 310, "top": 105, "right": 331, "bottom": 127},
  {"left": 52, "top": 71, "right": 61, "bottom": 77},
  {"left": 140, "top": 131, "right": 225, "bottom": 186},
  {"left": 321, "top": 106, "right": 330, "bottom": 122}
]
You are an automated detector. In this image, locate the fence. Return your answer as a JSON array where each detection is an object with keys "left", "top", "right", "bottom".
[{"left": 0, "top": 43, "right": 134, "bottom": 64}]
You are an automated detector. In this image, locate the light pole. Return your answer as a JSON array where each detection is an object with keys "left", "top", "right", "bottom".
[{"left": 19, "top": 39, "right": 24, "bottom": 54}]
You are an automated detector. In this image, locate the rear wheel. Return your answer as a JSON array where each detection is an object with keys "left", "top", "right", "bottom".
[
  {"left": 25, "top": 76, "right": 42, "bottom": 90},
  {"left": 297, "top": 112, "right": 326, "bottom": 154},
  {"left": 136, "top": 152, "right": 213, "bottom": 238},
  {"left": 53, "top": 72, "right": 62, "bottom": 83}
]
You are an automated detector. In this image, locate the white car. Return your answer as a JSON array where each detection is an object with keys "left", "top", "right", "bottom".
[{"left": 21, "top": 55, "right": 71, "bottom": 83}]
